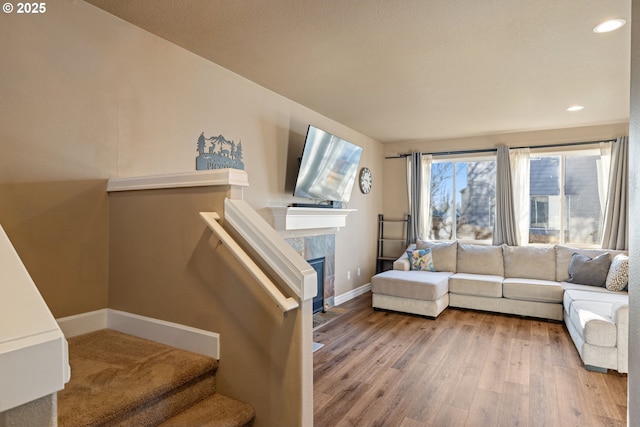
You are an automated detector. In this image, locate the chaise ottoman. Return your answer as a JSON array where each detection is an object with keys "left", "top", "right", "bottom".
[{"left": 371, "top": 269, "right": 452, "bottom": 318}]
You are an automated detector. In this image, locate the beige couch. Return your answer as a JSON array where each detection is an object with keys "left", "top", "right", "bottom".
[{"left": 371, "top": 241, "right": 629, "bottom": 373}]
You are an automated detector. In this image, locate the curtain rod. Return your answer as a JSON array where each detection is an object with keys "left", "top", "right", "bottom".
[{"left": 384, "top": 138, "right": 617, "bottom": 159}]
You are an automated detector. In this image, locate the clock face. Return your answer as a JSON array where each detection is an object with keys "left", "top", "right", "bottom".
[{"left": 359, "top": 167, "right": 372, "bottom": 194}]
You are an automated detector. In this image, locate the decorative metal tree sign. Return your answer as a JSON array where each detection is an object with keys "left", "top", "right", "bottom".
[{"left": 196, "top": 132, "right": 245, "bottom": 170}]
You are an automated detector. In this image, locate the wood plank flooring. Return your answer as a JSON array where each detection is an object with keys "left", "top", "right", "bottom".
[{"left": 313, "top": 292, "right": 627, "bottom": 427}]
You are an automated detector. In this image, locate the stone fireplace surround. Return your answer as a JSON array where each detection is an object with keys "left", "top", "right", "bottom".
[
  {"left": 285, "top": 234, "right": 335, "bottom": 309},
  {"left": 269, "top": 206, "right": 356, "bottom": 310}
]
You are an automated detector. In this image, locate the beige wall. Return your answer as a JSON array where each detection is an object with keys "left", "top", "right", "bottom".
[
  {"left": 0, "top": 4, "right": 378, "bottom": 423},
  {"left": 0, "top": 0, "right": 382, "bottom": 316},
  {"left": 0, "top": 180, "right": 109, "bottom": 317},
  {"left": 108, "top": 187, "right": 306, "bottom": 425}
]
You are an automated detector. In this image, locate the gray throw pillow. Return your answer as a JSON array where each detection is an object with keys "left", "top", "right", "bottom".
[{"left": 566, "top": 253, "right": 612, "bottom": 287}]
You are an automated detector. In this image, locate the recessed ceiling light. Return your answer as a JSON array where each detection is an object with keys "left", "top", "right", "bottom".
[
  {"left": 567, "top": 105, "right": 584, "bottom": 112},
  {"left": 593, "top": 19, "right": 626, "bottom": 33}
]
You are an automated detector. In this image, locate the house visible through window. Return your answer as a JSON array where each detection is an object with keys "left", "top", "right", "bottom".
[{"left": 529, "top": 150, "right": 607, "bottom": 246}]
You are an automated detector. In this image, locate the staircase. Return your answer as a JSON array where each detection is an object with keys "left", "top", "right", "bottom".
[{"left": 57, "top": 329, "right": 255, "bottom": 427}]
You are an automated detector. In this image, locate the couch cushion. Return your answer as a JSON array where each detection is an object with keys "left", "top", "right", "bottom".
[
  {"left": 562, "top": 282, "right": 628, "bottom": 295},
  {"left": 555, "top": 246, "right": 626, "bottom": 282},
  {"left": 563, "top": 287, "right": 629, "bottom": 308},
  {"left": 416, "top": 240, "right": 457, "bottom": 272},
  {"left": 566, "top": 253, "right": 611, "bottom": 287},
  {"left": 372, "top": 270, "right": 451, "bottom": 301},
  {"left": 448, "top": 273, "right": 503, "bottom": 298},
  {"left": 502, "top": 278, "right": 563, "bottom": 303},
  {"left": 566, "top": 299, "right": 617, "bottom": 347},
  {"left": 502, "top": 245, "right": 556, "bottom": 281},
  {"left": 456, "top": 243, "right": 504, "bottom": 276}
]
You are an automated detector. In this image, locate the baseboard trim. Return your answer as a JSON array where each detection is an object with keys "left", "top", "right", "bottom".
[
  {"left": 56, "top": 309, "right": 220, "bottom": 359},
  {"left": 334, "top": 283, "right": 371, "bottom": 306},
  {"left": 56, "top": 309, "right": 108, "bottom": 338}
]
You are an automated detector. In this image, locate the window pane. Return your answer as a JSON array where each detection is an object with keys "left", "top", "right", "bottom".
[
  {"left": 456, "top": 161, "right": 495, "bottom": 242},
  {"left": 528, "top": 153, "right": 606, "bottom": 246},
  {"left": 429, "top": 160, "right": 495, "bottom": 242},
  {"left": 530, "top": 196, "right": 549, "bottom": 228},
  {"left": 529, "top": 156, "right": 560, "bottom": 244},
  {"left": 429, "top": 162, "right": 454, "bottom": 240},
  {"left": 564, "top": 156, "right": 603, "bottom": 245}
]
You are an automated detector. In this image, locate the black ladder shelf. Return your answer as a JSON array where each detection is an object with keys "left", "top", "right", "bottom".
[{"left": 376, "top": 214, "right": 411, "bottom": 273}]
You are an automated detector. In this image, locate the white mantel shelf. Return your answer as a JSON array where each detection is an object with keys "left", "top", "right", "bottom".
[
  {"left": 106, "top": 169, "right": 249, "bottom": 192},
  {"left": 270, "top": 207, "right": 356, "bottom": 232}
]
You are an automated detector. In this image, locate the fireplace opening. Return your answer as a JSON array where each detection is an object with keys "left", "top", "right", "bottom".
[{"left": 307, "top": 257, "right": 325, "bottom": 314}]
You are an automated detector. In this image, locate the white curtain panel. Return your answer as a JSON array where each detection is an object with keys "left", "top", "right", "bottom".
[
  {"left": 406, "top": 153, "right": 432, "bottom": 242},
  {"left": 421, "top": 155, "right": 432, "bottom": 241},
  {"left": 597, "top": 141, "right": 612, "bottom": 221},
  {"left": 510, "top": 148, "right": 530, "bottom": 246}
]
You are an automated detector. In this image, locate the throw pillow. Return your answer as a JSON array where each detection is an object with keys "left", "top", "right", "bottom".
[
  {"left": 406, "top": 248, "right": 435, "bottom": 272},
  {"left": 566, "top": 253, "right": 612, "bottom": 287},
  {"left": 606, "top": 254, "right": 629, "bottom": 292}
]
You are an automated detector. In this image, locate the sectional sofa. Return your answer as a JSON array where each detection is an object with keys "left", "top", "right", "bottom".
[{"left": 371, "top": 241, "right": 629, "bottom": 373}]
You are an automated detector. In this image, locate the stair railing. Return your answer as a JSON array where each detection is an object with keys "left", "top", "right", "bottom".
[
  {"left": 223, "top": 198, "right": 317, "bottom": 301},
  {"left": 199, "top": 212, "right": 299, "bottom": 314}
]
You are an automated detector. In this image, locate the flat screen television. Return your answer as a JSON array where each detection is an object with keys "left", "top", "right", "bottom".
[{"left": 293, "top": 125, "right": 363, "bottom": 205}]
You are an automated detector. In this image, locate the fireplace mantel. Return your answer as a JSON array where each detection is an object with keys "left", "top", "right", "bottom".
[{"left": 270, "top": 207, "right": 356, "bottom": 232}]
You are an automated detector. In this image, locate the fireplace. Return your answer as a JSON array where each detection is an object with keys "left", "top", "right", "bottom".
[
  {"left": 284, "top": 234, "right": 336, "bottom": 309},
  {"left": 307, "top": 257, "right": 325, "bottom": 314}
]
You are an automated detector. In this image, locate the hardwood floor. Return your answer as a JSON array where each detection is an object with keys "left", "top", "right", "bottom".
[{"left": 313, "top": 292, "right": 627, "bottom": 427}]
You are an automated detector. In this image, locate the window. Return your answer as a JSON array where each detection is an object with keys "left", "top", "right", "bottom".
[
  {"left": 422, "top": 144, "right": 608, "bottom": 248},
  {"left": 530, "top": 196, "right": 549, "bottom": 228},
  {"left": 529, "top": 151, "right": 607, "bottom": 246},
  {"left": 429, "top": 159, "right": 496, "bottom": 243}
]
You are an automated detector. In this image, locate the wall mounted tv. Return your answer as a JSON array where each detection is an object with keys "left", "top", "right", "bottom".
[{"left": 293, "top": 125, "right": 363, "bottom": 205}]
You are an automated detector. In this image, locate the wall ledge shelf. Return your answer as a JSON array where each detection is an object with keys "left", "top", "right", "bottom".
[
  {"left": 270, "top": 207, "right": 356, "bottom": 232},
  {"left": 107, "top": 169, "right": 249, "bottom": 192}
]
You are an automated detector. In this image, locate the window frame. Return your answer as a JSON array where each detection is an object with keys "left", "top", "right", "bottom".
[
  {"left": 528, "top": 146, "right": 607, "bottom": 248},
  {"left": 429, "top": 154, "right": 497, "bottom": 244}
]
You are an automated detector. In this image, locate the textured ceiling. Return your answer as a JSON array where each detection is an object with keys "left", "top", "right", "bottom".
[{"left": 85, "top": 0, "right": 631, "bottom": 143}]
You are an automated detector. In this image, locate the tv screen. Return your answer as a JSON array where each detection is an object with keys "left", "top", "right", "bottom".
[{"left": 293, "top": 125, "right": 363, "bottom": 203}]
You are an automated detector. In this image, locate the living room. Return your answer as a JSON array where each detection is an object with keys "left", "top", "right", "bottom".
[{"left": 1, "top": 1, "right": 639, "bottom": 426}]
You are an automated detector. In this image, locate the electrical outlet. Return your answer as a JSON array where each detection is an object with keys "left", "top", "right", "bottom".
[
  {"left": 347, "top": 270, "right": 351, "bottom": 280},
  {"left": 357, "top": 268, "right": 361, "bottom": 276}
]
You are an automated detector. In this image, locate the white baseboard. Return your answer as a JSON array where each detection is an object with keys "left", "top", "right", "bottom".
[
  {"left": 334, "top": 282, "right": 371, "bottom": 306},
  {"left": 56, "top": 309, "right": 220, "bottom": 359},
  {"left": 56, "top": 309, "right": 108, "bottom": 338}
]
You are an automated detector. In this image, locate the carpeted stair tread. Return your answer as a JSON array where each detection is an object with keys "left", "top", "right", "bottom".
[
  {"left": 159, "top": 393, "right": 256, "bottom": 427},
  {"left": 58, "top": 329, "right": 219, "bottom": 427}
]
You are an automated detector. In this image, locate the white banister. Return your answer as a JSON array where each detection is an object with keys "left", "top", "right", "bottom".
[
  {"left": 199, "top": 212, "right": 299, "bottom": 314},
  {"left": 224, "top": 199, "right": 318, "bottom": 301}
]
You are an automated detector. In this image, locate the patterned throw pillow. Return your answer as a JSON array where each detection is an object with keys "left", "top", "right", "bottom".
[
  {"left": 406, "top": 248, "right": 435, "bottom": 272},
  {"left": 606, "top": 254, "right": 629, "bottom": 292}
]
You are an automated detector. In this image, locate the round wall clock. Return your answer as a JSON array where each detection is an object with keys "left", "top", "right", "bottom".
[{"left": 359, "top": 167, "right": 372, "bottom": 194}]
